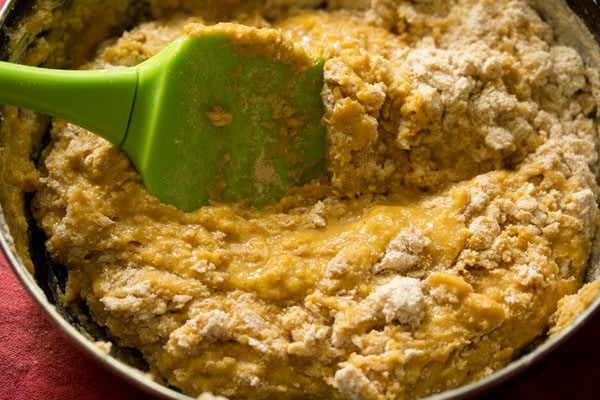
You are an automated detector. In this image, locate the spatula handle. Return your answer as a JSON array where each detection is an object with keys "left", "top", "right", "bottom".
[{"left": 0, "top": 61, "right": 137, "bottom": 145}]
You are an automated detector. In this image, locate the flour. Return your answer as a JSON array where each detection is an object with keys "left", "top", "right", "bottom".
[
  {"left": 366, "top": 276, "right": 424, "bottom": 325},
  {"left": 374, "top": 228, "right": 430, "bottom": 273},
  {"left": 331, "top": 277, "right": 424, "bottom": 348},
  {"left": 309, "top": 200, "right": 327, "bottom": 227},
  {"left": 334, "top": 364, "right": 383, "bottom": 400}
]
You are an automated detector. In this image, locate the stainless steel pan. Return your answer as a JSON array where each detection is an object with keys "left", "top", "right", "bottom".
[{"left": 0, "top": 1, "right": 598, "bottom": 399}]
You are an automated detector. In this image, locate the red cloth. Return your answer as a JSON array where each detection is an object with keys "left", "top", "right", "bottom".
[{"left": 0, "top": 255, "right": 153, "bottom": 400}]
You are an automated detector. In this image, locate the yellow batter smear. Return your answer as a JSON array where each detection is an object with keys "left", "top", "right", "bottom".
[
  {"left": 29, "top": 1, "right": 600, "bottom": 399},
  {"left": 207, "top": 106, "right": 234, "bottom": 127}
]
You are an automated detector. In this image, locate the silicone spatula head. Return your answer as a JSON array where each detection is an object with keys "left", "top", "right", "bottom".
[
  {"left": 122, "top": 24, "right": 326, "bottom": 212},
  {"left": 0, "top": 24, "right": 326, "bottom": 212}
]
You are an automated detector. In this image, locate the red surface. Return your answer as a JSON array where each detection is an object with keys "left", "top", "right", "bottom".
[
  {"left": 0, "top": 255, "right": 152, "bottom": 400},
  {"left": 0, "top": 0, "right": 598, "bottom": 398}
]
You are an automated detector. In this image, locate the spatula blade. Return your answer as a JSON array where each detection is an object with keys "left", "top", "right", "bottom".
[{"left": 122, "top": 25, "right": 326, "bottom": 212}]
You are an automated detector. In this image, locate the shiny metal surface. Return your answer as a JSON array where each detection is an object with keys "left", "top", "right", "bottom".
[{"left": 0, "top": 1, "right": 598, "bottom": 399}]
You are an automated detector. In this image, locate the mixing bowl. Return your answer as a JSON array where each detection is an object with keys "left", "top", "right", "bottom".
[{"left": 1, "top": 1, "right": 599, "bottom": 399}]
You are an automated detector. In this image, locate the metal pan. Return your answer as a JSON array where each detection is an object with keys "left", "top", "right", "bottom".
[{"left": 0, "top": 1, "right": 599, "bottom": 399}]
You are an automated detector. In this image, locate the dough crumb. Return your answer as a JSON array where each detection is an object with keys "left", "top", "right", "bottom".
[
  {"left": 206, "top": 105, "right": 233, "bottom": 127},
  {"left": 94, "top": 340, "right": 113, "bottom": 354},
  {"left": 374, "top": 228, "right": 430, "bottom": 273},
  {"left": 335, "top": 364, "right": 383, "bottom": 400},
  {"left": 367, "top": 276, "right": 424, "bottom": 325}
]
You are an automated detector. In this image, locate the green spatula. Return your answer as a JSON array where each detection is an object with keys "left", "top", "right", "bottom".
[{"left": 0, "top": 24, "right": 326, "bottom": 212}]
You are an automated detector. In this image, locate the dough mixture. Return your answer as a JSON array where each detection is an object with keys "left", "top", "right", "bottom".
[{"left": 31, "top": 0, "right": 600, "bottom": 399}]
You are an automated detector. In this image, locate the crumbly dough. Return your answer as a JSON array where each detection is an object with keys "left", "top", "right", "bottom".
[{"left": 31, "top": 1, "right": 600, "bottom": 399}]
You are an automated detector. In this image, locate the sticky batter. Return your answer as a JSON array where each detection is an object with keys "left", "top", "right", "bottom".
[{"left": 30, "top": 1, "right": 600, "bottom": 399}]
